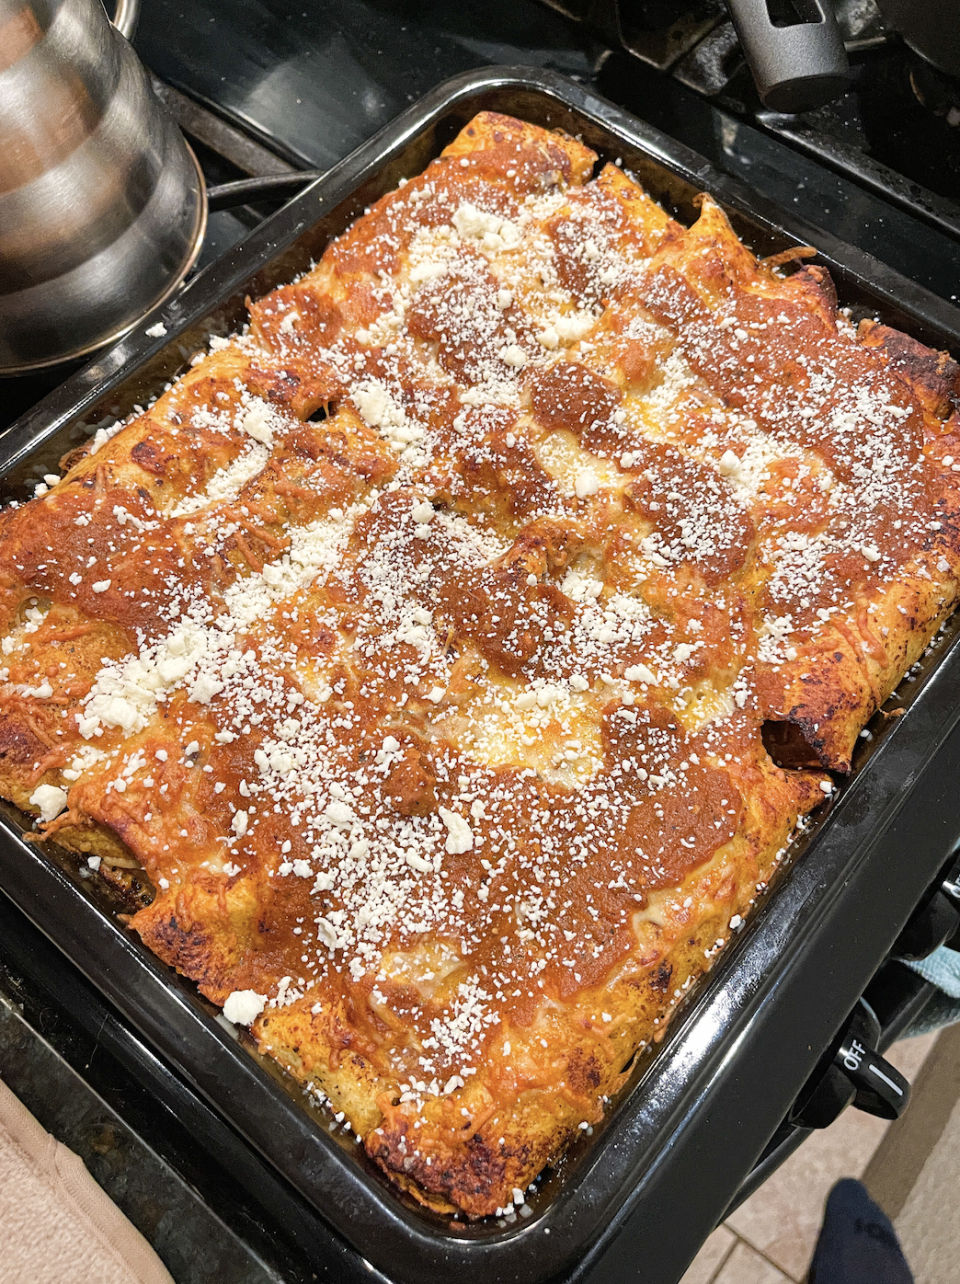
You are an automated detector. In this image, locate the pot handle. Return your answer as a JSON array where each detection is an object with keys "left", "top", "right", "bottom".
[
  {"left": 723, "top": 0, "right": 849, "bottom": 114},
  {"left": 108, "top": 0, "right": 140, "bottom": 41}
]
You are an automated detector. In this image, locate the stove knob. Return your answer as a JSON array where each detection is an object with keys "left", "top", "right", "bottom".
[
  {"left": 940, "top": 853, "right": 960, "bottom": 931},
  {"left": 789, "top": 1061, "right": 856, "bottom": 1130},
  {"left": 834, "top": 1027, "right": 909, "bottom": 1122},
  {"left": 892, "top": 889, "right": 960, "bottom": 961},
  {"left": 789, "top": 1000, "right": 910, "bottom": 1129}
]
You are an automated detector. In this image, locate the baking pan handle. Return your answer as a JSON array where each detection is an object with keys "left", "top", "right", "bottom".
[{"left": 723, "top": 0, "right": 849, "bottom": 113}]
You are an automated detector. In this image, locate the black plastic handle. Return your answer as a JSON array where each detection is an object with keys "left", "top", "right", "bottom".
[
  {"left": 206, "top": 171, "right": 325, "bottom": 213},
  {"left": 723, "top": 0, "right": 849, "bottom": 113}
]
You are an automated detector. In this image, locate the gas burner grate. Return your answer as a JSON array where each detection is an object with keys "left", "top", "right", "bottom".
[{"left": 555, "top": 0, "right": 960, "bottom": 242}]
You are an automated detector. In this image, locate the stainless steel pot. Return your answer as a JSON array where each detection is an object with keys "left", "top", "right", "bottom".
[{"left": 0, "top": 0, "right": 206, "bottom": 374}]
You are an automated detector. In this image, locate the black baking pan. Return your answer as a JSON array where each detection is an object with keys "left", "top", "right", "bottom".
[{"left": 2, "top": 66, "right": 960, "bottom": 1284}]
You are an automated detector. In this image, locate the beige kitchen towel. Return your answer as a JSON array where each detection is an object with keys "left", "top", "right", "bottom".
[{"left": 0, "top": 1074, "right": 175, "bottom": 1284}]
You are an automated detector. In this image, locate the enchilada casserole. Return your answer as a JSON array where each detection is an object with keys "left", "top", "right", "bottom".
[{"left": 0, "top": 112, "right": 958, "bottom": 1218}]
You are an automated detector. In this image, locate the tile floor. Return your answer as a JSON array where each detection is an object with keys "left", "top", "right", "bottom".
[
  {"left": 869, "top": 1022, "right": 960, "bottom": 1284},
  {"left": 679, "top": 1032, "right": 940, "bottom": 1284}
]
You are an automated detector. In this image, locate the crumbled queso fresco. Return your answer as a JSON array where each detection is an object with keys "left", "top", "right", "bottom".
[{"left": 5, "top": 114, "right": 958, "bottom": 1217}]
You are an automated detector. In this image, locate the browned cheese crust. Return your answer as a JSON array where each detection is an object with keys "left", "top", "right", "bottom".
[{"left": 0, "top": 111, "right": 957, "bottom": 1218}]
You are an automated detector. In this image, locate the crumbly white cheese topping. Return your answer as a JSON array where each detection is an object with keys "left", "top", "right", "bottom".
[{"left": 8, "top": 136, "right": 953, "bottom": 1134}]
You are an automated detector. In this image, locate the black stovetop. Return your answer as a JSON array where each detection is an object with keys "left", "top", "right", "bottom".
[
  {"left": 6, "top": 0, "right": 960, "bottom": 433},
  {"left": 1, "top": 5, "right": 959, "bottom": 1283},
  {"left": 130, "top": 0, "right": 960, "bottom": 287}
]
